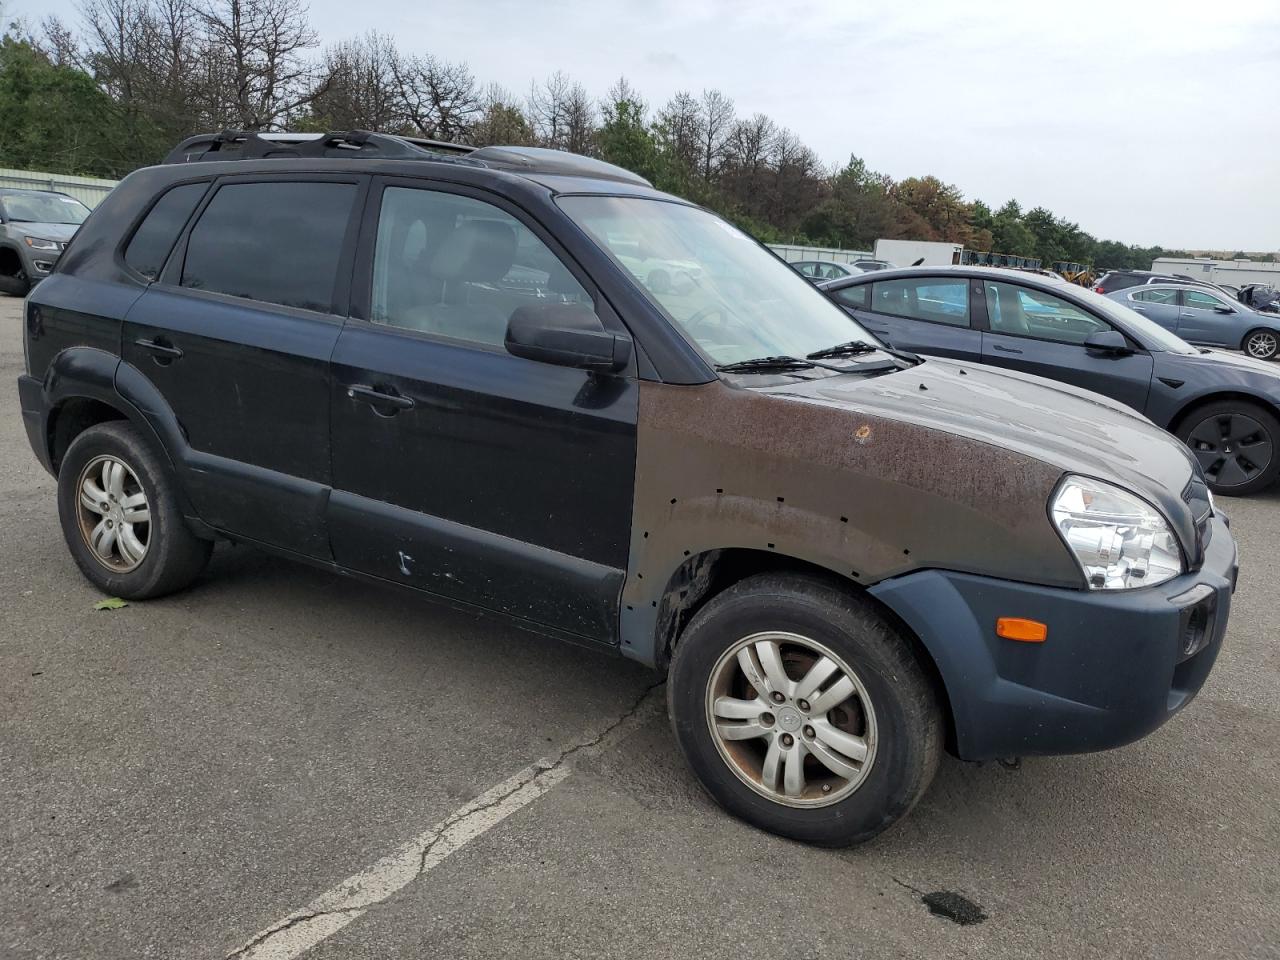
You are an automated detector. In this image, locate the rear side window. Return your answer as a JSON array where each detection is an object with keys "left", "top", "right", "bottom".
[
  {"left": 124, "top": 183, "right": 207, "bottom": 281},
  {"left": 181, "top": 181, "right": 357, "bottom": 312},
  {"left": 833, "top": 284, "right": 869, "bottom": 308},
  {"left": 1132, "top": 288, "right": 1178, "bottom": 304},
  {"left": 871, "top": 277, "right": 970, "bottom": 326}
]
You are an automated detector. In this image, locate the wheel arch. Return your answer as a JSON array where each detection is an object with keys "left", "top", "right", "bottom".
[
  {"left": 643, "top": 547, "right": 957, "bottom": 754},
  {"left": 36, "top": 347, "right": 206, "bottom": 529},
  {"left": 1167, "top": 390, "right": 1280, "bottom": 436}
]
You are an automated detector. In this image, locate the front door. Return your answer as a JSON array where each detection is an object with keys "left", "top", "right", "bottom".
[
  {"left": 122, "top": 175, "right": 365, "bottom": 557},
  {"left": 1178, "top": 288, "right": 1238, "bottom": 347},
  {"left": 978, "top": 278, "right": 1154, "bottom": 413},
  {"left": 328, "top": 180, "right": 638, "bottom": 641}
]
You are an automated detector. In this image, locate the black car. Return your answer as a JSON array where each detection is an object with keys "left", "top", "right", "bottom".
[
  {"left": 1093, "top": 269, "right": 1231, "bottom": 297},
  {"left": 821, "top": 265, "right": 1280, "bottom": 495},
  {"left": 18, "top": 132, "right": 1237, "bottom": 846}
]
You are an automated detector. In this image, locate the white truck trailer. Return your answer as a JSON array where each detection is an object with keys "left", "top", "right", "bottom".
[{"left": 873, "top": 239, "right": 964, "bottom": 268}]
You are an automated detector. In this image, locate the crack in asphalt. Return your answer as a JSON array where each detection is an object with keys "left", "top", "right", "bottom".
[
  {"left": 414, "top": 678, "right": 665, "bottom": 878},
  {"left": 224, "top": 680, "right": 665, "bottom": 960}
]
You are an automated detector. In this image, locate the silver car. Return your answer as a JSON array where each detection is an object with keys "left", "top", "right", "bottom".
[
  {"left": 1107, "top": 283, "right": 1280, "bottom": 361},
  {"left": 0, "top": 189, "right": 92, "bottom": 296}
]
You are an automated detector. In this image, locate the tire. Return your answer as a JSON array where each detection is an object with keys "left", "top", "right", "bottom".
[
  {"left": 0, "top": 267, "right": 29, "bottom": 297},
  {"left": 57, "top": 421, "right": 212, "bottom": 599},
  {"left": 1177, "top": 399, "right": 1280, "bottom": 497},
  {"left": 1242, "top": 328, "right": 1279, "bottom": 361},
  {"left": 667, "top": 572, "right": 942, "bottom": 847}
]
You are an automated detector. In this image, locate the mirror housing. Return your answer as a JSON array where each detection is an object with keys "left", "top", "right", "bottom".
[
  {"left": 505, "top": 306, "right": 631, "bottom": 373},
  {"left": 1214, "top": 304, "right": 1235, "bottom": 314},
  {"left": 1084, "top": 329, "right": 1132, "bottom": 356}
]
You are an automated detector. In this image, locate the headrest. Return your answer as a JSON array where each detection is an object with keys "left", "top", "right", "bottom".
[{"left": 428, "top": 220, "right": 517, "bottom": 283}]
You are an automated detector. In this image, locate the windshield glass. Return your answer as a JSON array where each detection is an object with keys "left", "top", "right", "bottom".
[
  {"left": 0, "top": 192, "right": 91, "bottom": 225},
  {"left": 558, "top": 196, "right": 877, "bottom": 366},
  {"left": 1075, "top": 285, "right": 1199, "bottom": 354}
]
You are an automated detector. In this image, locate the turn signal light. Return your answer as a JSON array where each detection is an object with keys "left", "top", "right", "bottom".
[{"left": 996, "top": 617, "right": 1048, "bottom": 642}]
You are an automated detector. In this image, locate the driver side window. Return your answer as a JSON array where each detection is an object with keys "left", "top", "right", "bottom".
[
  {"left": 371, "top": 186, "right": 599, "bottom": 348},
  {"left": 983, "top": 281, "right": 1110, "bottom": 346},
  {"left": 1183, "top": 290, "right": 1229, "bottom": 312}
]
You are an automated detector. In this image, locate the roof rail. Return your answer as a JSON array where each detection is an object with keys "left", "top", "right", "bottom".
[
  {"left": 160, "top": 131, "right": 653, "bottom": 187},
  {"left": 161, "top": 130, "right": 480, "bottom": 165}
]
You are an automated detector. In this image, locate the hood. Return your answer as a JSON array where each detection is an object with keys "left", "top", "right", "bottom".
[
  {"left": 764, "top": 357, "right": 1199, "bottom": 532},
  {"left": 8, "top": 222, "right": 80, "bottom": 243},
  {"left": 1191, "top": 346, "right": 1280, "bottom": 376}
]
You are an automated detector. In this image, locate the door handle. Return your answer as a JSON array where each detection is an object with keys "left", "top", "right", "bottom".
[
  {"left": 1131, "top": 306, "right": 1148, "bottom": 312},
  {"left": 134, "top": 337, "right": 183, "bottom": 361},
  {"left": 346, "top": 384, "right": 415, "bottom": 412},
  {"left": 992, "top": 344, "right": 1023, "bottom": 354}
]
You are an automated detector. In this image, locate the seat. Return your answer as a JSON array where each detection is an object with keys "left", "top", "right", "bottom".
[
  {"left": 422, "top": 219, "right": 518, "bottom": 344},
  {"left": 990, "top": 285, "right": 1031, "bottom": 336}
]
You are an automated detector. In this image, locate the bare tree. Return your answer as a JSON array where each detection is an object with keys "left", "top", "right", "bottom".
[
  {"left": 698, "top": 88, "right": 734, "bottom": 184},
  {"left": 308, "top": 31, "right": 401, "bottom": 131},
  {"left": 655, "top": 89, "right": 702, "bottom": 173},
  {"left": 528, "top": 70, "right": 580, "bottom": 150},
  {"left": 393, "top": 51, "right": 479, "bottom": 140},
  {"left": 194, "top": 0, "right": 321, "bottom": 129}
]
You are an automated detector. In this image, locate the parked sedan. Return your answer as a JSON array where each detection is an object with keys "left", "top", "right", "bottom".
[
  {"left": 1106, "top": 283, "right": 1280, "bottom": 361},
  {"left": 821, "top": 266, "right": 1280, "bottom": 495},
  {"left": 790, "top": 259, "right": 863, "bottom": 282}
]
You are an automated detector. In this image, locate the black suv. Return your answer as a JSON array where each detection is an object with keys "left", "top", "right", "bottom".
[
  {"left": 18, "top": 132, "right": 1237, "bottom": 845},
  {"left": 1093, "top": 269, "right": 1227, "bottom": 296}
]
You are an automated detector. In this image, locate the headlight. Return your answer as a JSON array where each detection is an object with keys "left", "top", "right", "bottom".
[
  {"left": 23, "top": 236, "right": 60, "bottom": 251},
  {"left": 1050, "top": 476, "right": 1184, "bottom": 590}
]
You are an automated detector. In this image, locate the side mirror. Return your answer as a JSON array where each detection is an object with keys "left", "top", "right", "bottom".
[
  {"left": 1214, "top": 305, "right": 1235, "bottom": 315},
  {"left": 505, "top": 305, "right": 631, "bottom": 373},
  {"left": 1084, "top": 329, "right": 1132, "bottom": 356}
]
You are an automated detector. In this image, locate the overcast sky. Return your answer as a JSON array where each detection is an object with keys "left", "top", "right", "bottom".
[{"left": 27, "top": 0, "right": 1280, "bottom": 250}]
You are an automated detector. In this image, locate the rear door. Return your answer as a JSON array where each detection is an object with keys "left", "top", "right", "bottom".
[
  {"left": 327, "top": 179, "right": 638, "bottom": 641},
  {"left": 978, "top": 278, "right": 1154, "bottom": 412},
  {"left": 1125, "top": 287, "right": 1182, "bottom": 333},
  {"left": 122, "top": 174, "right": 365, "bottom": 557},
  {"left": 834, "top": 275, "right": 982, "bottom": 360},
  {"left": 1178, "top": 288, "right": 1239, "bottom": 346}
]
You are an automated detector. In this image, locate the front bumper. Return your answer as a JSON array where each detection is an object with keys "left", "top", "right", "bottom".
[{"left": 869, "top": 513, "right": 1237, "bottom": 761}]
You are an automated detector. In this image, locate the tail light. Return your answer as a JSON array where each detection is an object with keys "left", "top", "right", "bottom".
[{"left": 1094, "top": 285, "right": 1104, "bottom": 293}]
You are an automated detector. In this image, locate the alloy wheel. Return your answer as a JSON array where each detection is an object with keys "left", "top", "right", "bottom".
[
  {"left": 705, "top": 631, "right": 877, "bottom": 808},
  {"left": 1245, "top": 331, "right": 1278, "bottom": 360},
  {"left": 75, "top": 454, "right": 151, "bottom": 572},
  {"left": 1186, "top": 413, "right": 1274, "bottom": 490}
]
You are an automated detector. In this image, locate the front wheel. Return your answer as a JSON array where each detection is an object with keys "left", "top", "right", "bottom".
[
  {"left": 1178, "top": 400, "right": 1280, "bottom": 496},
  {"left": 668, "top": 572, "right": 942, "bottom": 846},
  {"left": 1242, "top": 328, "right": 1279, "bottom": 361}
]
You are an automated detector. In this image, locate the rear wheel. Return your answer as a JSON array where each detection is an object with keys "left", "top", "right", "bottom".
[
  {"left": 57, "top": 421, "right": 212, "bottom": 598},
  {"left": 1178, "top": 400, "right": 1280, "bottom": 496},
  {"left": 1242, "top": 328, "right": 1279, "bottom": 361},
  {"left": 668, "top": 572, "right": 942, "bottom": 846}
]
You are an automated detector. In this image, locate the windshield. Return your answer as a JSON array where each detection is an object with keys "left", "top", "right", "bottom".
[
  {"left": 1076, "top": 285, "right": 1200, "bottom": 354},
  {"left": 558, "top": 196, "right": 878, "bottom": 366},
  {"left": 0, "top": 192, "right": 91, "bottom": 225}
]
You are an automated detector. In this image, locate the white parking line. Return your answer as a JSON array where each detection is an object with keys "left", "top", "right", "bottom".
[{"left": 225, "top": 684, "right": 662, "bottom": 960}]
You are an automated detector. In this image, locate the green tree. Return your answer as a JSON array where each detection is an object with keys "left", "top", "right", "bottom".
[{"left": 0, "top": 36, "right": 119, "bottom": 176}]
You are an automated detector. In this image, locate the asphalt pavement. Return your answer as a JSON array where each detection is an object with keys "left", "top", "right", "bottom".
[{"left": 2, "top": 295, "right": 1277, "bottom": 959}]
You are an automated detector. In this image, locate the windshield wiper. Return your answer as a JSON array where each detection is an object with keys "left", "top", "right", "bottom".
[
  {"left": 806, "top": 340, "right": 878, "bottom": 360},
  {"left": 808, "top": 339, "right": 921, "bottom": 365},
  {"left": 716, "top": 356, "right": 817, "bottom": 374}
]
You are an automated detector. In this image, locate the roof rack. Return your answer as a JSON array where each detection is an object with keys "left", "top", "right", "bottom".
[
  {"left": 162, "top": 130, "right": 479, "bottom": 166},
  {"left": 161, "top": 131, "right": 653, "bottom": 187}
]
